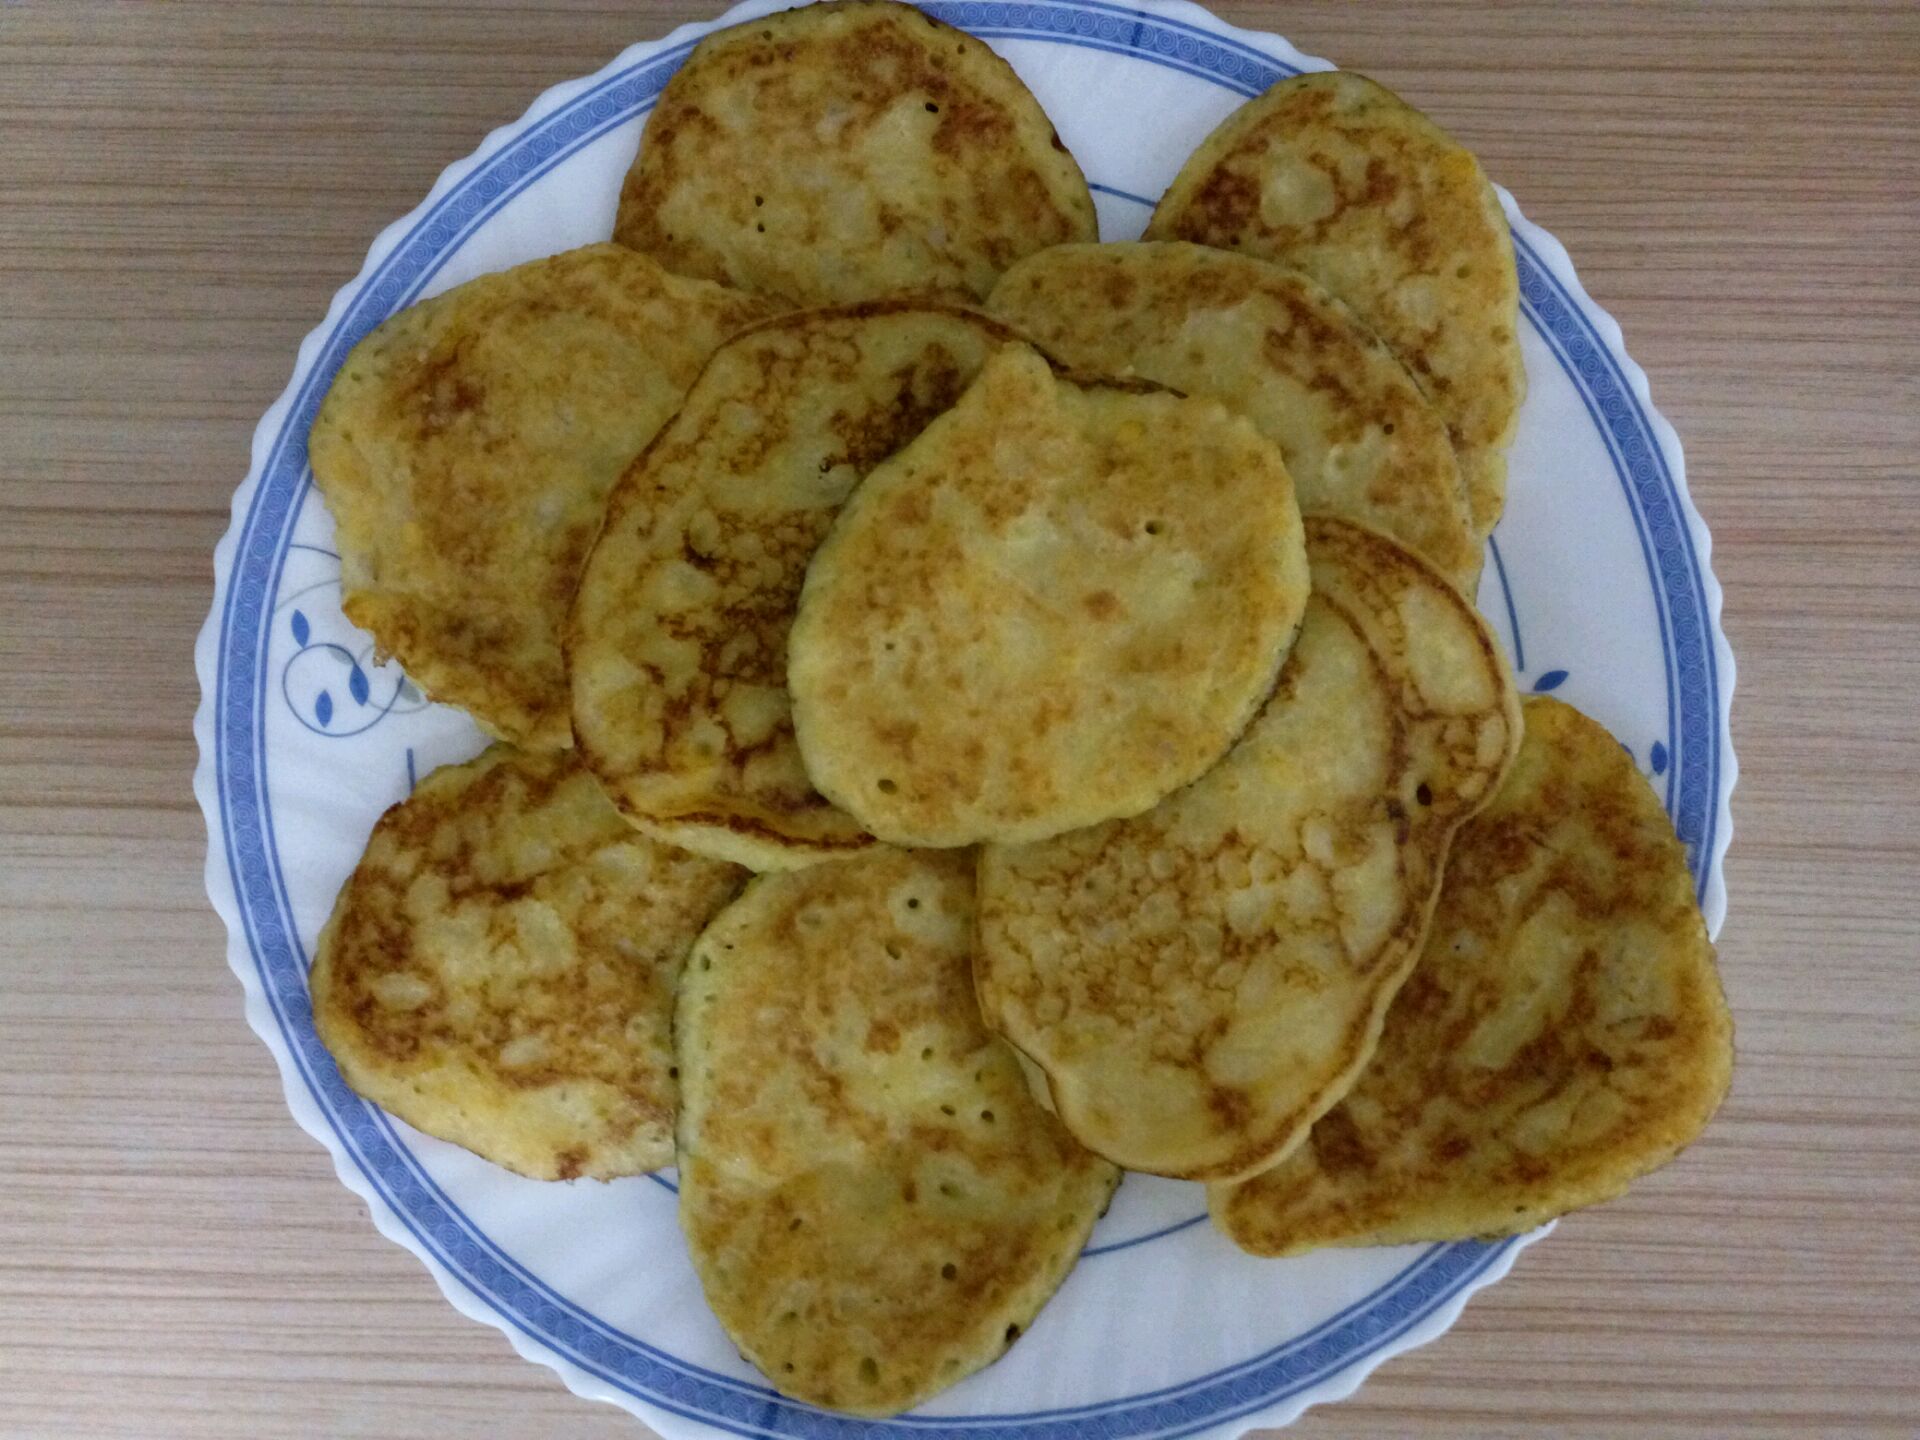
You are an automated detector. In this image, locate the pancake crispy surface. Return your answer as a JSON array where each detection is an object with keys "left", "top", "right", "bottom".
[
  {"left": 988, "top": 242, "right": 1479, "bottom": 591},
  {"left": 1212, "top": 696, "right": 1733, "bottom": 1255},
  {"left": 614, "top": 0, "right": 1096, "bottom": 306},
  {"left": 1147, "top": 71, "right": 1524, "bottom": 538},
  {"left": 309, "top": 244, "right": 776, "bottom": 749},
  {"left": 788, "top": 344, "right": 1311, "bottom": 849},
  {"left": 310, "top": 746, "right": 743, "bottom": 1180},
  {"left": 570, "top": 303, "right": 1027, "bottom": 870},
  {"left": 976, "top": 518, "right": 1520, "bottom": 1181},
  {"left": 676, "top": 848, "right": 1119, "bottom": 1417}
]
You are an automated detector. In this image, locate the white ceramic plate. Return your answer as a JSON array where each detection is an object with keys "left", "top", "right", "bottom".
[{"left": 192, "top": 1, "right": 1737, "bottom": 1433}]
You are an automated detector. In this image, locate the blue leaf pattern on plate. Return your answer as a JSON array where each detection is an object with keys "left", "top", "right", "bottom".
[
  {"left": 274, "top": 551, "right": 430, "bottom": 737},
  {"left": 1532, "top": 669, "right": 1569, "bottom": 693},
  {"left": 1651, "top": 740, "right": 1669, "bottom": 775}
]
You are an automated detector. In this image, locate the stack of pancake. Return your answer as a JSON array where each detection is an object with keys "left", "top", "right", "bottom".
[{"left": 304, "top": 2, "right": 1732, "bottom": 1417}]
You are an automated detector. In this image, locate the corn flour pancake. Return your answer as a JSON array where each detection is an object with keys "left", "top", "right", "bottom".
[
  {"left": 1147, "top": 71, "right": 1524, "bottom": 539},
  {"left": 675, "top": 848, "right": 1119, "bottom": 1416},
  {"left": 569, "top": 303, "right": 1030, "bottom": 871},
  {"left": 976, "top": 518, "right": 1520, "bottom": 1182},
  {"left": 788, "top": 344, "right": 1311, "bottom": 850},
  {"left": 309, "top": 746, "right": 742, "bottom": 1181},
  {"left": 308, "top": 244, "right": 776, "bottom": 749},
  {"left": 1213, "top": 696, "right": 1734, "bottom": 1255},
  {"left": 614, "top": 0, "right": 1097, "bottom": 306},
  {"left": 988, "top": 242, "right": 1479, "bottom": 593}
]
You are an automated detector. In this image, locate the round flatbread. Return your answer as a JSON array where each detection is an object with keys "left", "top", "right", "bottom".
[
  {"left": 976, "top": 518, "right": 1521, "bottom": 1182},
  {"left": 614, "top": 0, "right": 1097, "bottom": 305},
  {"left": 308, "top": 244, "right": 777, "bottom": 749},
  {"left": 788, "top": 343, "right": 1311, "bottom": 849},
  {"left": 310, "top": 745, "right": 742, "bottom": 1180},
  {"left": 1212, "top": 696, "right": 1734, "bottom": 1255},
  {"left": 569, "top": 302, "right": 1028, "bottom": 871},
  {"left": 1147, "top": 71, "right": 1524, "bottom": 539},
  {"left": 676, "top": 847, "right": 1118, "bottom": 1417},
  {"left": 988, "top": 241, "right": 1480, "bottom": 591}
]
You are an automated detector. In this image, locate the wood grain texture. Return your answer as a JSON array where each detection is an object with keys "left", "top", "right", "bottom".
[{"left": 1, "top": 1, "right": 1916, "bottom": 1436}]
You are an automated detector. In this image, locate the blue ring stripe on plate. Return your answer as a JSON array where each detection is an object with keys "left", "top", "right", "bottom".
[
  {"left": 1484, "top": 535, "right": 1526, "bottom": 673},
  {"left": 1514, "top": 261, "right": 1682, "bottom": 820},
  {"left": 1513, "top": 232, "right": 1720, "bottom": 879},
  {"left": 1080, "top": 1212, "right": 1208, "bottom": 1257},
  {"left": 1510, "top": 229, "right": 1718, "bottom": 886},
  {"left": 957, "top": 30, "right": 1275, "bottom": 95},
  {"left": 991, "top": 0, "right": 1300, "bottom": 68},
  {"left": 213, "top": 6, "right": 1719, "bottom": 1435}
]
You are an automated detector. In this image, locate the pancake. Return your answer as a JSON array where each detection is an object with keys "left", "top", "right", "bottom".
[
  {"left": 569, "top": 302, "right": 1029, "bottom": 871},
  {"left": 308, "top": 244, "right": 777, "bottom": 749},
  {"left": 1212, "top": 696, "right": 1734, "bottom": 1255},
  {"left": 987, "top": 241, "right": 1479, "bottom": 592},
  {"left": 975, "top": 518, "right": 1520, "bottom": 1181},
  {"left": 676, "top": 847, "right": 1119, "bottom": 1417},
  {"left": 309, "top": 745, "right": 743, "bottom": 1181},
  {"left": 788, "top": 344, "right": 1311, "bottom": 849},
  {"left": 1147, "top": 71, "right": 1524, "bottom": 538},
  {"left": 614, "top": 0, "right": 1097, "bottom": 306}
]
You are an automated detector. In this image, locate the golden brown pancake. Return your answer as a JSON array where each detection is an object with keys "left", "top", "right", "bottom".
[
  {"left": 308, "top": 244, "right": 776, "bottom": 749},
  {"left": 1147, "top": 71, "right": 1523, "bottom": 539},
  {"left": 1212, "top": 696, "right": 1734, "bottom": 1254},
  {"left": 976, "top": 518, "right": 1520, "bottom": 1181},
  {"left": 987, "top": 241, "right": 1479, "bottom": 592},
  {"left": 309, "top": 745, "right": 743, "bottom": 1180},
  {"left": 676, "top": 848, "right": 1118, "bottom": 1416},
  {"left": 788, "top": 343, "right": 1310, "bottom": 848},
  {"left": 615, "top": 0, "right": 1097, "bottom": 305},
  {"left": 569, "top": 302, "right": 1031, "bottom": 871}
]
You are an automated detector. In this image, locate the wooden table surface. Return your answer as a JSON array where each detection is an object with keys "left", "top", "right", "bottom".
[{"left": 4, "top": 1, "right": 1917, "bottom": 1436}]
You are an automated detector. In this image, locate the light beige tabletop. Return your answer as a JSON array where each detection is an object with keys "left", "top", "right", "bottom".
[{"left": 3, "top": 1, "right": 1916, "bottom": 1436}]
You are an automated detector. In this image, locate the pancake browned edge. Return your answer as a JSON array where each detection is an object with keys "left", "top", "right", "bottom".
[
  {"left": 568, "top": 301, "right": 1033, "bottom": 871},
  {"left": 614, "top": 0, "right": 1097, "bottom": 306},
  {"left": 987, "top": 241, "right": 1479, "bottom": 592},
  {"left": 308, "top": 243, "right": 777, "bottom": 750},
  {"left": 787, "top": 342, "right": 1311, "bottom": 849},
  {"left": 976, "top": 518, "right": 1521, "bottom": 1182},
  {"left": 310, "top": 745, "right": 743, "bottom": 1180},
  {"left": 676, "top": 848, "right": 1119, "bottom": 1416},
  {"left": 1212, "top": 696, "right": 1734, "bottom": 1255},
  {"left": 1146, "top": 71, "right": 1524, "bottom": 541}
]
